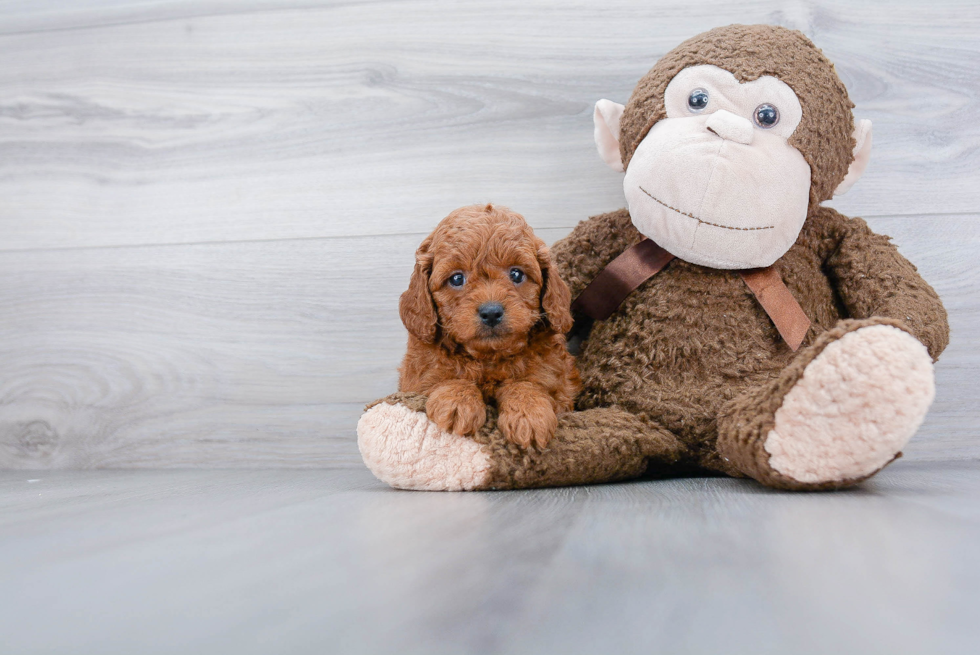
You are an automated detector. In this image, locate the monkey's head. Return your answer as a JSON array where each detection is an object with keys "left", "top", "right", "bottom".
[{"left": 594, "top": 24, "right": 872, "bottom": 269}]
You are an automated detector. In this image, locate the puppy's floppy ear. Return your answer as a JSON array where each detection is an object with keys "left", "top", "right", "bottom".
[
  {"left": 536, "top": 243, "right": 573, "bottom": 335},
  {"left": 399, "top": 236, "right": 438, "bottom": 343}
]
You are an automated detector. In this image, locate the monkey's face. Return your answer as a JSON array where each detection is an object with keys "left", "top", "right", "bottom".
[{"left": 623, "top": 65, "right": 811, "bottom": 269}]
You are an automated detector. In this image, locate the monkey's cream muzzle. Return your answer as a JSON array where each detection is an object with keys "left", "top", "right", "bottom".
[
  {"left": 624, "top": 109, "right": 811, "bottom": 269},
  {"left": 593, "top": 64, "right": 872, "bottom": 270},
  {"left": 623, "top": 65, "right": 811, "bottom": 270}
]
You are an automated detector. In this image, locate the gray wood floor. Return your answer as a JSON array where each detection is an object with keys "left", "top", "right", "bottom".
[
  {"left": 1, "top": 0, "right": 978, "bottom": 467},
  {"left": 2, "top": 462, "right": 979, "bottom": 655}
]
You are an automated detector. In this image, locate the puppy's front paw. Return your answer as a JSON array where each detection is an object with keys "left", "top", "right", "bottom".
[
  {"left": 425, "top": 382, "right": 487, "bottom": 436},
  {"left": 498, "top": 397, "right": 558, "bottom": 449}
]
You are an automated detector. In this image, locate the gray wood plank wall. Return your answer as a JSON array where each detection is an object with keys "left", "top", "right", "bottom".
[{"left": 1, "top": 0, "right": 977, "bottom": 468}]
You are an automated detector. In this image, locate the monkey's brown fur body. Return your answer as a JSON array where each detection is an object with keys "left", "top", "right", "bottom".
[
  {"left": 550, "top": 205, "right": 947, "bottom": 487},
  {"left": 397, "top": 204, "right": 580, "bottom": 449},
  {"left": 359, "top": 25, "right": 949, "bottom": 492}
]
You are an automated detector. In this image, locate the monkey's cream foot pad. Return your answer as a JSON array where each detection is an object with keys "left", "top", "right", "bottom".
[
  {"left": 357, "top": 402, "right": 492, "bottom": 491},
  {"left": 765, "top": 325, "right": 936, "bottom": 484}
]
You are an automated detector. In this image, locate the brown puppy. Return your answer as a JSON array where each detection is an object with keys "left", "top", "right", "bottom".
[{"left": 398, "top": 204, "right": 580, "bottom": 449}]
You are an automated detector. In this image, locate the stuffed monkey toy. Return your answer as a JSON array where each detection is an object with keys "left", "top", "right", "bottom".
[{"left": 357, "top": 24, "right": 949, "bottom": 491}]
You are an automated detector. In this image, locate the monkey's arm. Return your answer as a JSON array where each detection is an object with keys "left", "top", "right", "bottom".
[
  {"left": 824, "top": 211, "right": 949, "bottom": 361},
  {"left": 550, "top": 208, "right": 641, "bottom": 301},
  {"left": 550, "top": 209, "right": 642, "bottom": 350}
]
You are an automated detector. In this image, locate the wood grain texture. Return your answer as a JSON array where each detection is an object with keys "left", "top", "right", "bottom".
[
  {"left": 0, "top": 0, "right": 976, "bottom": 468},
  {"left": 0, "top": 0, "right": 978, "bottom": 250},
  {"left": 1, "top": 463, "right": 978, "bottom": 654}
]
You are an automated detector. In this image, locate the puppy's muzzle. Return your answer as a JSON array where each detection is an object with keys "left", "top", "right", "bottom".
[{"left": 478, "top": 302, "right": 505, "bottom": 328}]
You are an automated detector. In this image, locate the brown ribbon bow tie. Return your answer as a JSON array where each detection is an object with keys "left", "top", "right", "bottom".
[{"left": 570, "top": 238, "right": 811, "bottom": 351}]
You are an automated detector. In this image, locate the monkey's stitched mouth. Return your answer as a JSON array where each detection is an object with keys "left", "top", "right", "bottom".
[{"left": 638, "top": 186, "right": 775, "bottom": 231}]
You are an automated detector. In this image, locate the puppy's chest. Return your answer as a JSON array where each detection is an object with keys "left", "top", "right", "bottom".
[{"left": 461, "top": 358, "right": 531, "bottom": 399}]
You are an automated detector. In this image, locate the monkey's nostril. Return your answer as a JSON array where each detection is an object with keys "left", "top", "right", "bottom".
[
  {"left": 478, "top": 302, "right": 505, "bottom": 328},
  {"left": 704, "top": 110, "right": 754, "bottom": 145}
]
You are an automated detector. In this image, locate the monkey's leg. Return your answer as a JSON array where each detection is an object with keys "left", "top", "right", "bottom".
[
  {"left": 357, "top": 393, "right": 687, "bottom": 491},
  {"left": 716, "top": 318, "right": 935, "bottom": 491}
]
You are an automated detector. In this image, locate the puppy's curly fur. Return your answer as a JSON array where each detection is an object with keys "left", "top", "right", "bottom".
[{"left": 398, "top": 204, "right": 580, "bottom": 449}]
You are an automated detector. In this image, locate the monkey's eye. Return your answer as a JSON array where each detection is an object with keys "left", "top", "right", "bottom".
[
  {"left": 754, "top": 103, "right": 779, "bottom": 128},
  {"left": 448, "top": 272, "right": 466, "bottom": 287},
  {"left": 509, "top": 268, "right": 526, "bottom": 284},
  {"left": 687, "top": 88, "right": 709, "bottom": 113}
]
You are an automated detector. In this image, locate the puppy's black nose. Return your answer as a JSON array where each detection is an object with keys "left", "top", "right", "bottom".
[{"left": 478, "top": 302, "right": 505, "bottom": 328}]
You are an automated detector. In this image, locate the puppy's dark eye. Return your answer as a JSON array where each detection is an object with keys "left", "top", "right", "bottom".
[
  {"left": 688, "top": 88, "right": 709, "bottom": 113},
  {"left": 509, "top": 268, "right": 526, "bottom": 284},
  {"left": 754, "top": 103, "right": 779, "bottom": 128},
  {"left": 448, "top": 272, "right": 466, "bottom": 287}
]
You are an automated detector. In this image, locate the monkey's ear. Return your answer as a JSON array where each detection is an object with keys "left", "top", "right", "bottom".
[
  {"left": 833, "top": 119, "right": 873, "bottom": 197},
  {"left": 537, "top": 244, "right": 574, "bottom": 335},
  {"left": 399, "top": 237, "right": 438, "bottom": 343},
  {"left": 594, "top": 99, "right": 626, "bottom": 173}
]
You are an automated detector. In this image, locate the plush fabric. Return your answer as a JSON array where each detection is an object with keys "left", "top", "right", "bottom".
[
  {"left": 552, "top": 207, "right": 947, "bottom": 482},
  {"left": 714, "top": 318, "right": 928, "bottom": 490},
  {"left": 833, "top": 119, "right": 873, "bottom": 197},
  {"left": 594, "top": 99, "right": 625, "bottom": 172},
  {"left": 764, "top": 325, "right": 934, "bottom": 483},
  {"left": 357, "top": 24, "right": 950, "bottom": 492},
  {"left": 619, "top": 24, "right": 855, "bottom": 209},
  {"left": 358, "top": 396, "right": 492, "bottom": 491},
  {"left": 624, "top": 108, "right": 813, "bottom": 268},
  {"left": 360, "top": 392, "right": 687, "bottom": 490}
]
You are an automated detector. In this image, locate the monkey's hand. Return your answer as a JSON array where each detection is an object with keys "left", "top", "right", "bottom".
[
  {"left": 497, "top": 382, "right": 559, "bottom": 449},
  {"left": 425, "top": 380, "right": 487, "bottom": 437}
]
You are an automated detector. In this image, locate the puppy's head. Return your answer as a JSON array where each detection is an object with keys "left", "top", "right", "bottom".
[{"left": 399, "top": 204, "right": 573, "bottom": 356}]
